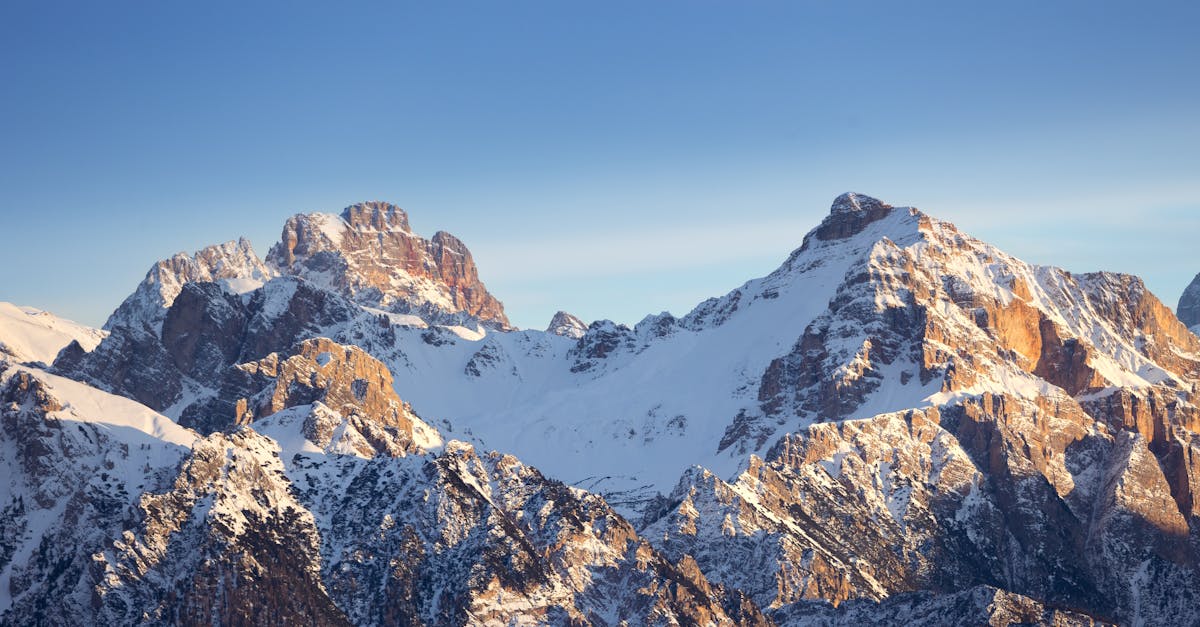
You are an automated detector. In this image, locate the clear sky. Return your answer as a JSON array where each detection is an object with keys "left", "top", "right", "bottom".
[{"left": 2, "top": 1, "right": 1197, "bottom": 331}]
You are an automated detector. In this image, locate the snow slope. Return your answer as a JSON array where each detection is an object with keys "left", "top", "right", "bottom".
[
  {"left": 379, "top": 207, "right": 928, "bottom": 508},
  {"left": 0, "top": 302, "right": 107, "bottom": 364}
]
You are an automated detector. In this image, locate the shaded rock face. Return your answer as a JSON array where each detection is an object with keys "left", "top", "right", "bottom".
[
  {"left": 266, "top": 201, "right": 510, "bottom": 329},
  {"left": 161, "top": 282, "right": 247, "bottom": 381},
  {"left": 1179, "top": 272, "right": 1200, "bottom": 331},
  {"left": 54, "top": 323, "right": 183, "bottom": 411},
  {"left": 569, "top": 320, "right": 636, "bottom": 373},
  {"left": 801, "top": 192, "right": 895, "bottom": 249}
]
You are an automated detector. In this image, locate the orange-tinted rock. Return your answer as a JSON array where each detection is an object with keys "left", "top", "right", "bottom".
[{"left": 267, "top": 202, "right": 510, "bottom": 328}]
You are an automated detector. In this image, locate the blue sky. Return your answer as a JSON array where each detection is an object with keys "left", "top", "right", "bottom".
[{"left": 2, "top": 1, "right": 1197, "bottom": 330}]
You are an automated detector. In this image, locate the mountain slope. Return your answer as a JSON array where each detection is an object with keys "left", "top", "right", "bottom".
[
  {"left": 0, "top": 364, "right": 195, "bottom": 623},
  {"left": 2, "top": 341, "right": 767, "bottom": 625},
  {"left": 0, "top": 302, "right": 107, "bottom": 364}
]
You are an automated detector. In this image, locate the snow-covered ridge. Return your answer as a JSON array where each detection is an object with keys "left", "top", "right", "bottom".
[{"left": 0, "top": 302, "right": 107, "bottom": 364}]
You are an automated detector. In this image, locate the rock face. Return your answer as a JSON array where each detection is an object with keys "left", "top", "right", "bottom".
[
  {"left": 56, "top": 201, "right": 508, "bottom": 411},
  {"left": 647, "top": 398, "right": 1197, "bottom": 623},
  {"left": 771, "top": 585, "right": 1109, "bottom": 626},
  {"left": 191, "top": 337, "right": 444, "bottom": 453},
  {"left": 266, "top": 201, "right": 509, "bottom": 329},
  {"left": 55, "top": 278, "right": 372, "bottom": 412},
  {"left": 105, "top": 237, "right": 275, "bottom": 332},
  {"left": 637, "top": 195, "right": 1200, "bottom": 624},
  {"left": 1178, "top": 272, "right": 1200, "bottom": 333},
  {"left": 0, "top": 365, "right": 195, "bottom": 624}
]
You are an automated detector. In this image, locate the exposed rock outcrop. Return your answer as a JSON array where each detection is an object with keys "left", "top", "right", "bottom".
[{"left": 266, "top": 201, "right": 509, "bottom": 329}]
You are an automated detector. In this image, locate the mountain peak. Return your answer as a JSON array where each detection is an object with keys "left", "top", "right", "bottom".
[
  {"left": 103, "top": 238, "right": 274, "bottom": 331},
  {"left": 830, "top": 192, "right": 891, "bottom": 215},
  {"left": 340, "top": 201, "right": 410, "bottom": 232},
  {"left": 796, "top": 192, "right": 903, "bottom": 252},
  {"left": 267, "top": 203, "right": 510, "bottom": 329},
  {"left": 547, "top": 311, "right": 587, "bottom": 339}
]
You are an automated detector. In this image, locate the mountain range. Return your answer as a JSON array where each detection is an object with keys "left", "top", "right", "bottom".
[{"left": 2, "top": 193, "right": 1198, "bottom": 625}]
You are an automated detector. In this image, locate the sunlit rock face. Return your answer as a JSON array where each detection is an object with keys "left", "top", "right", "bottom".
[{"left": 267, "top": 201, "right": 510, "bottom": 329}]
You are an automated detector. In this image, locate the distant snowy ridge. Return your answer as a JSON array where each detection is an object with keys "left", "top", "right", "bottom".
[{"left": 0, "top": 302, "right": 107, "bottom": 364}]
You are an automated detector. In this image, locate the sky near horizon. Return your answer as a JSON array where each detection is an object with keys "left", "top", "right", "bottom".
[{"left": 2, "top": 2, "right": 1198, "bottom": 331}]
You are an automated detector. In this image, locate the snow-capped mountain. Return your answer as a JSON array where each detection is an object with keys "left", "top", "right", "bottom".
[
  {"left": 0, "top": 302, "right": 107, "bottom": 365},
  {"left": 3, "top": 193, "right": 1198, "bottom": 624}
]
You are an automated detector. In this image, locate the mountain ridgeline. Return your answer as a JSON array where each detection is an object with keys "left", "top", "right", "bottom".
[{"left": 1, "top": 194, "right": 1198, "bottom": 625}]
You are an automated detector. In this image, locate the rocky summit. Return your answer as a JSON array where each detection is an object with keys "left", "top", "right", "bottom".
[
  {"left": 2, "top": 194, "right": 1198, "bottom": 625},
  {"left": 267, "top": 201, "right": 510, "bottom": 329}
]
